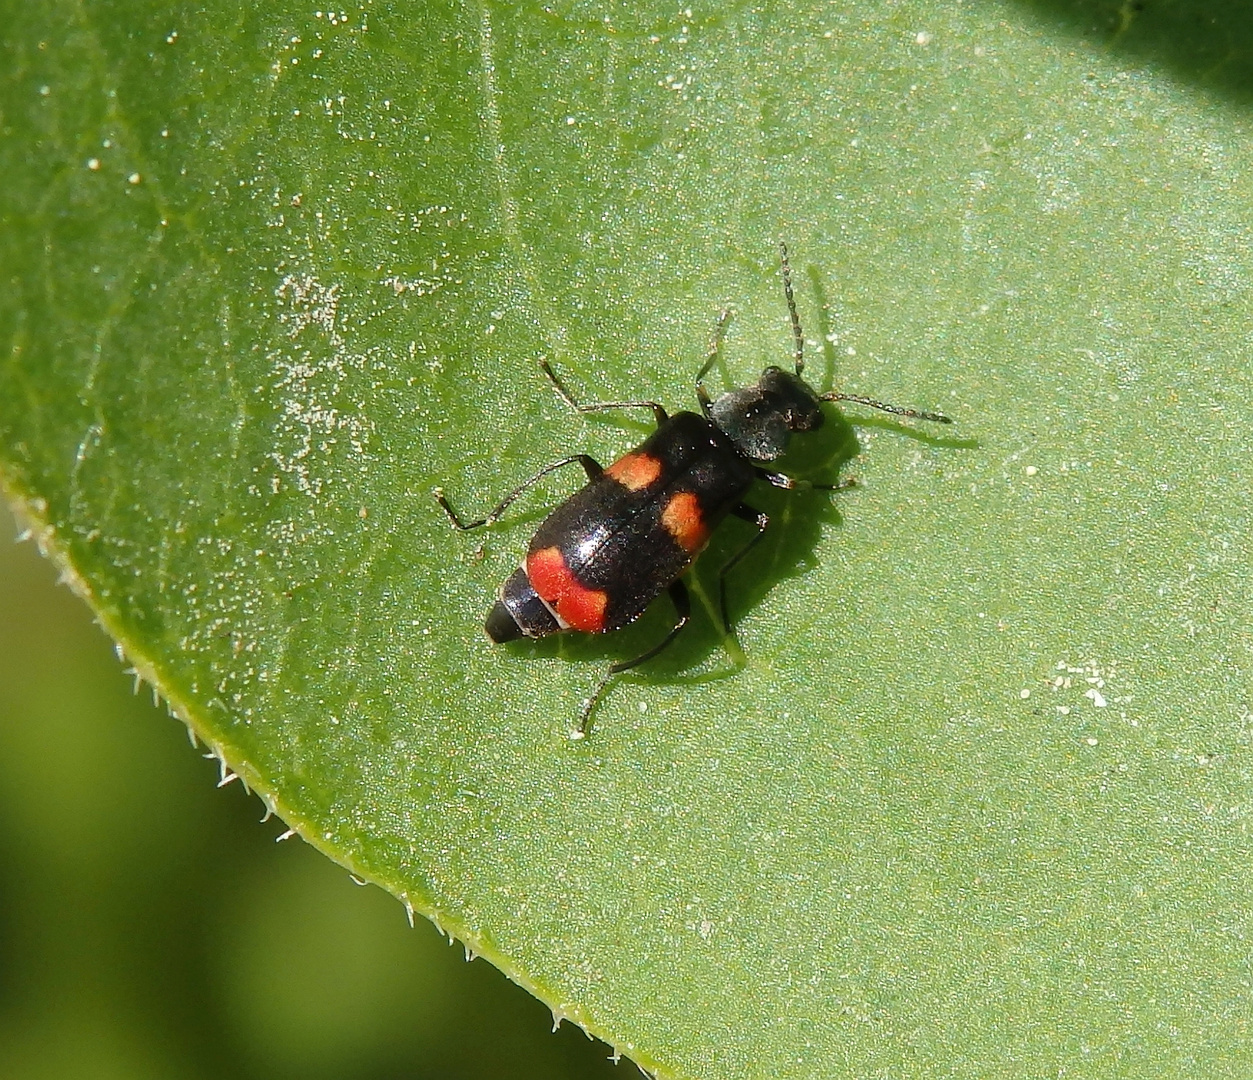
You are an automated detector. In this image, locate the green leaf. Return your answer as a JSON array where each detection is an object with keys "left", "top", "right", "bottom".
[{"left": 3, "top": 1, "right": 1252, "bottom": 1077}]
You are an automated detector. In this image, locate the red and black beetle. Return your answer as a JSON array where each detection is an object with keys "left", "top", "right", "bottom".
[{"left": 436, "top": 244, "right": 952, "bottom": 736}]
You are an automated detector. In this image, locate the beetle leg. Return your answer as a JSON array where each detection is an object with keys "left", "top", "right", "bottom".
[
  {"left": 717, "top": 504, "right": 770, "bottom": 636},
  {"left": 694, "top": 307, "right": 733, "bottom": 417},
  {"left": 573, "top": 580, "right": 691, "bottom": 739},
  {"left": 540, "top": 360, "right": 668, "bottom": 427},
  {"left": 610, "top": 580, "right": 691, "bottom": 675},
  {"left": 753, "top": 467, "right": 801, "bottom": 490},
  {"left": 434, "top": 455, "right": 603, "bottom": 531}
]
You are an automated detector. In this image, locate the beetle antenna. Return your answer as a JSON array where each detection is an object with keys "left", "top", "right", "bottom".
[
  {"left": 821, "top": 391, "right": 952, "bottom": 424},
  {"left": 779, "top": 242, "right": 804, "bottom": 376}
]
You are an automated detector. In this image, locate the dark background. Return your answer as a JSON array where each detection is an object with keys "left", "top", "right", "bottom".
[{"left": 0, "top": 499, "right": 620, "bottom": 1080}]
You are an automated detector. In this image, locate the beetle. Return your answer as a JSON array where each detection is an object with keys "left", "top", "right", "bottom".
[{"left": 435, "top": 244, "right": 952, "bottom": 737}]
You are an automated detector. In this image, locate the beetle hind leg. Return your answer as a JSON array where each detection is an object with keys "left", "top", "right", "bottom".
[{"left": 571, "top": 581, "right": 691, "bottom": 740}]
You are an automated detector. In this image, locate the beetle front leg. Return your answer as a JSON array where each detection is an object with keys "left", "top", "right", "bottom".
[
  {"left": 716, "top": 504, "right": 770, "bottom": 636},
  {"left": 753, "top": 468, "right": 857, "bottom": 493}
]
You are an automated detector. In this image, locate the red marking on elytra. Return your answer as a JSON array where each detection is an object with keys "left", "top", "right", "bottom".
[
  {"left": 527, "top": 546, "right": 608, "bottom": 632},
  {"left": 661, "top": 491, "right": 708, "bottom": 553},
  {"left": 605, "top": 452, "right": 662, "bottom": 491}
]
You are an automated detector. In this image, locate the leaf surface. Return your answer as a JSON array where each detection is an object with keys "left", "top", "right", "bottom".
[{"left": 3, "top": 1, "right": 1252, "bottom": 1076}]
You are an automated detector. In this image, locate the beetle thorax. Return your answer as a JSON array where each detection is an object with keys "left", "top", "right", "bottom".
[{"left": 707, "top": 366, "right": 825, "bottom": 461}]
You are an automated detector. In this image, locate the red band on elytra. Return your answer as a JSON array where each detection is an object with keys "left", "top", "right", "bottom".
[
  {"left": 661, "top": 491, "right": 709, "bottom": 553},
  {"left": 527, "top": 546, "right": 609, "bottom": 632},
  {"left": 604, "top": 452, "right": 663, "bottom": 491}
]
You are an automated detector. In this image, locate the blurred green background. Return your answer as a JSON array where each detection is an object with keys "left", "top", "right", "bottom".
[{"left": 0, "top": 500, "right": 621, "bottom": 1080}]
